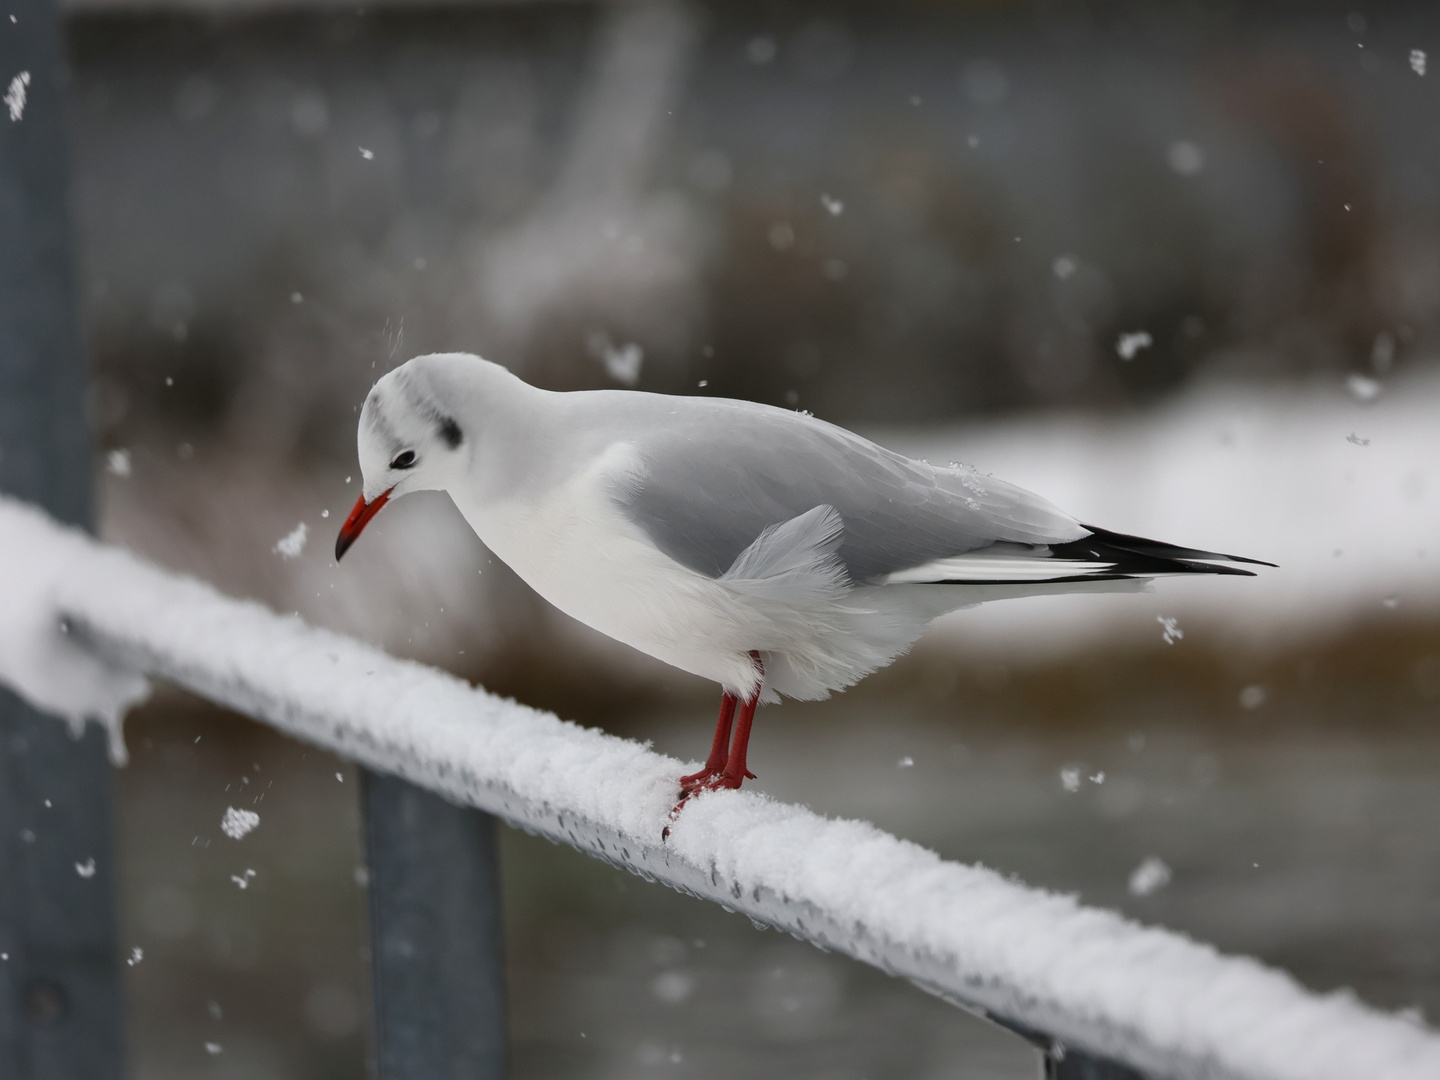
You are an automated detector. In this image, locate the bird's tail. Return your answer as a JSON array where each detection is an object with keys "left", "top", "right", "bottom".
[{"left": 881, "top": 527, "right": 1273, "bottom": 586}]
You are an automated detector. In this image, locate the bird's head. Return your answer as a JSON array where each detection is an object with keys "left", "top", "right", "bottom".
[{"left": 335, "top": 355, "right": 473, "bottom": 561}]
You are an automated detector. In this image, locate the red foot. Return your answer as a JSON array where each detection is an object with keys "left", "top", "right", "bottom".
[
  {"left": 678, "top": 767, "right": 754, "bottom": 796},
  {"left": 666, "top": 655, "right": 765, "bottom": 836},
  {"left": 668, "top": 769, "right": 756, "bottom": 830},
  {"left": 677, "top": 765, "right": 725, "bottom": 792}
]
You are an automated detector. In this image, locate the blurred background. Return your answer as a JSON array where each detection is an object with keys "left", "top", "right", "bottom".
[{"left": 57, "top": 0, "right": 1440, "bottom": 1075}]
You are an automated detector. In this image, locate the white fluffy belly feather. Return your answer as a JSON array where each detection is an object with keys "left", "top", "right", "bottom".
[{"left": 451, "top": 466, "right": 765, "bottom": 693}]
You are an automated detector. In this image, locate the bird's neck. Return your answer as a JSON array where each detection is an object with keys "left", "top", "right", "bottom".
[{"left": 449, "top": 364, "right": 565, "bottom": 506}]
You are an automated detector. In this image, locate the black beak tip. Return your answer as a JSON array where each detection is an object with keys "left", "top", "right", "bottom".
[{"left": 335, "top": 532, "right": 353, "bottom": 562}]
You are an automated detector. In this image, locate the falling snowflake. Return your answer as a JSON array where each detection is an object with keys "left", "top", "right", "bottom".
[
  {"left": 5, "top": 71, "right": 29, "bottom": 122},
  {"left": 820, "top": 192, "right": 844, "bottom": 216},
  {"left": 1060, "top": 765, "right": 1081, "bottom": 793},
  {"left": 768, "top": 221, "right": 795, "bottom": 251},
  {"left": 127, "top": 947, "right": 143, "bottom": 967},
  {"left": 230, "top": 869, "right": 257, "bottom": 890},
  {"left": 221, "top": 807, "right": 260, "bottom": 840},
  {"left": 587, "top": 331, "right": 643, "bottom": 386},
  {"left": 1167, "top": 140, "right": 1204, "bottom": 175},
  {"left": 745, "top": 35, "right": 777, "bottom": 65},
  {"left": 1346, "top": 374, "right": 1381, "bottom": 402},
  {"left": 106, "top": 449, "right": 132, "bottom": 477},
  {"left": 273, "top": 522, "right": 308, "bottom": 559},
  {"left": 1157, "top": 615, "right": 1183, "bottom": 644},
  {"left": 358, "top": 146, "right": 374, "bottom": 160},
  {"left": 1238, "top": 684, "right": 1267, "bottom": 710},
  {"left": 1345, "top": 433, "right": 1371, "bottom": 446},
  {"left": 1052, "top": 255, "right": 1078, "bottom": 279},
  {"left": 75, "top": 857, "right": 96, "bottom": 878},
  {"left": 1411, "top": 49, "right": 1427, "bottom": 76},
  {"left": 1116, "top": 331, "right": 1153, "bottom": 361},
  {"left": 603, "top": 343, "right": 643, "bottom": 385},
  {"left": 651, "top": 971, "right": 694, "bottom": 1004},
  {"left": 1128, "top": 856, "right": 1172, "bottom": 897},
  {"left": 897, "top": 756, "right": 915, "bottom": 769}
]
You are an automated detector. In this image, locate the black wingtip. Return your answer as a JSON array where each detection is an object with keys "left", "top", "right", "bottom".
[
  {"left": 1173, "top": 560, "right": 1257, "bottom": 577},
  {"left": 1076, "top": 525, "right": 1276, "bottom": 571},
  {"left": 1230, "top": 554, "right": 1279, "bottom": 568}
]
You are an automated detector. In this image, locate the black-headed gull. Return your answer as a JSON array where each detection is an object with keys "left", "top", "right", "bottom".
[{"left": 336, "top": 353, "right": 1268, "bottom": 797}]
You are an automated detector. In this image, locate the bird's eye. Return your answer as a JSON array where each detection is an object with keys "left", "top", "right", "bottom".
[{"left": 390, "top": 450, "right": 417, "bottom": 470}]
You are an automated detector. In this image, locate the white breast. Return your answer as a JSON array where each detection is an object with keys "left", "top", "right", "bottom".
[{"left": 448, "top": 445, "right": 764, "bottom": 692}]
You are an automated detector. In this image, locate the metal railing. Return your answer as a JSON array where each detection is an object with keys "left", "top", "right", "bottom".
[{"left": 3, "top": 497, "right": 1440, "bottom": 1080}]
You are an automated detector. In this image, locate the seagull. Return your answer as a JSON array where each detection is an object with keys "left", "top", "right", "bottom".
[{"left": 336, "top": 353, "right": 1269, "bottom": 799}]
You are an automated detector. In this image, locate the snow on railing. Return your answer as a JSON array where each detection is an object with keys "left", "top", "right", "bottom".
[{"left": 2, "top": 494, "right": 1438, "bottom": 1080}]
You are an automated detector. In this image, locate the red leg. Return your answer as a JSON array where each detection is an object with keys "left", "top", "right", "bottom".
[
  {"left": 717, "top": 687, "right": 759, "bottom": 788},
  {"left": 665, "top": 670, "right": 762, "bottom": 830},
  {"left": 720, "top": 651, "right": 763, "bottom": 787},
  {"left": 675, "top": 653, "right": 763, "bottom": 801},
  {"left": 678, "top": 692, "right": 737, "bottom": 791}
]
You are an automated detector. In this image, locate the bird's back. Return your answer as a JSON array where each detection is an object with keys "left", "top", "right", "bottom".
[{"left": 564, "top": 389, "right": 1086, "bottom": 584}]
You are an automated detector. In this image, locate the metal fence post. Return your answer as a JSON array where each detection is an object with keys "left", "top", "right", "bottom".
[
  {"left": 1045, "top": 1049, "right": 1149, "bottom": 1080},
  {"left": 361, "top": 769, "right": 507, "bottom": 1079},
  {"left": 0, "top": 0, "right": 125, "bottom": 1075},
  {"left": 996, "top": 1017, "right": 1150, "bottom": 1079}
]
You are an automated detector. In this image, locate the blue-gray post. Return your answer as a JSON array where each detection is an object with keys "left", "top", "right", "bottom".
[
  {"left": 996, "top": 1018, "right": 1149, "bottom": 1079},
  {"left": 1046, "top": 1050, "right": 1149, "bottom": 1080},
  {"left": 0, "top": 0, "right": 125, "bottom": 1075},
  {"left": 362, "top": 770, "right": 508, "bottom": 1079},
  {"left": 1048, "top": 1050, "right": 1149, "bottom": 1079}
]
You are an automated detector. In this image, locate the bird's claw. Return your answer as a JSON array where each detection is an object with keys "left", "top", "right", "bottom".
[
  {"left": 676, "top": 766, "right": 723, "bottom": 792},
  {"left": 677, "top": 770, "right": 744, "bottom": 797},
  {"left": 667, "top": 758, "right": 758, "bottom": 836},
  {"left": 666, "top": 769, "right": 731, "bottom": 830}
]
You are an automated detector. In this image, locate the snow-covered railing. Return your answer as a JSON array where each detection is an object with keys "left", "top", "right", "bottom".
[{"left": 3, "top": 496, "right": 1439, "bottom": 1080}]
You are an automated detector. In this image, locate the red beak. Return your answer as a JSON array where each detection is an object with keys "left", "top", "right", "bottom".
[{"left": 335, "top": 488, "right": 392, "bottom": 561}]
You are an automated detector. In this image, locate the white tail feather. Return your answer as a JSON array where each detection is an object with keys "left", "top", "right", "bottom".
[
  {"left": 884, "top": 553, "right": 1118, "bottom": 584},
  {"left": 720, "top": 506, "right": 924, "bottom": 701}
]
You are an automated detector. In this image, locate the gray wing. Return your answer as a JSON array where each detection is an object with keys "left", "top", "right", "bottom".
[{"left": 610, "top": 398, "right": 1085, "bottom": 583}]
